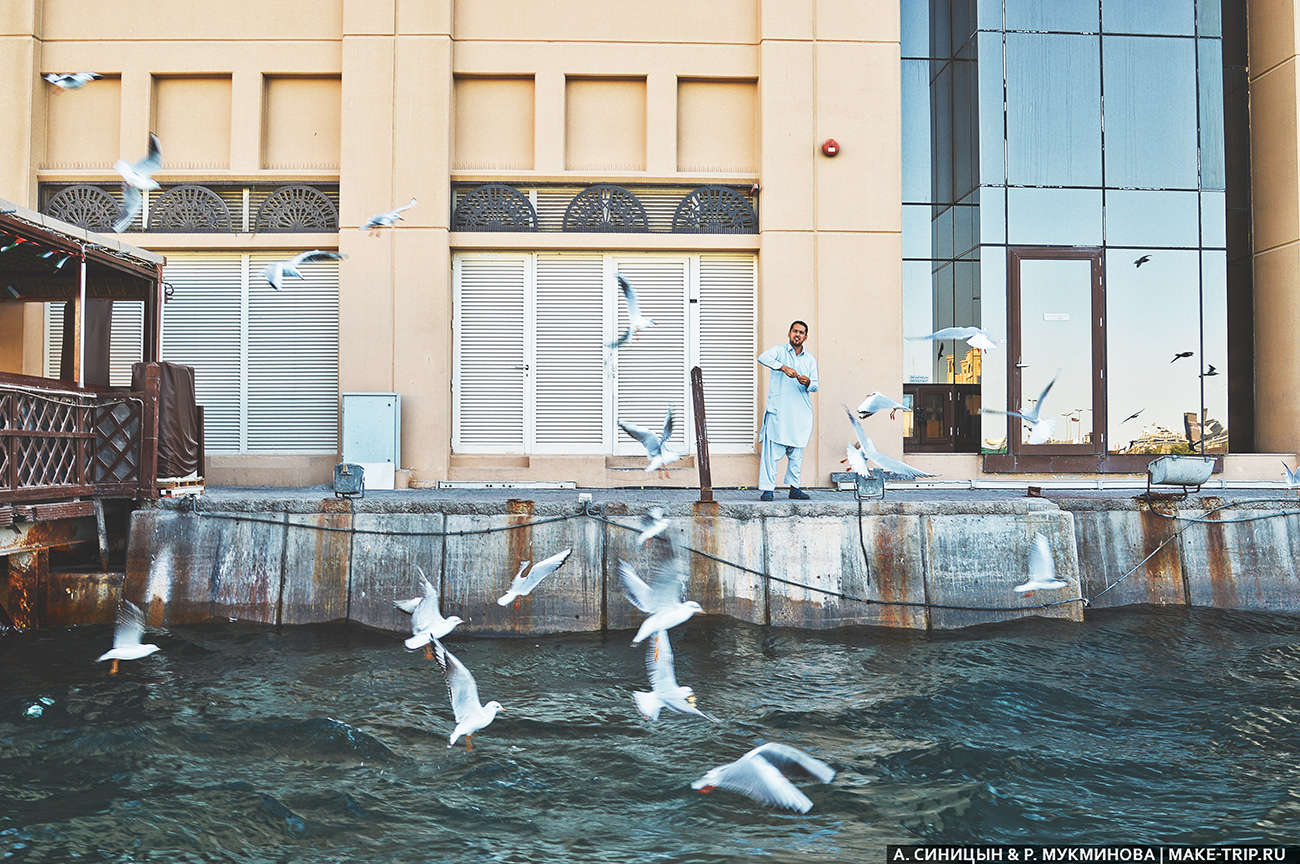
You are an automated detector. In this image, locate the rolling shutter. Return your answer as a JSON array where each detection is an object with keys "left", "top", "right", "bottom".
[
  {"left": 44, "top": 300, "right": 144, "bottom": 388},
  {"left": 698, "top": 254, "right": 757, "bottom": 452},
  {"left": 534, "top": 253, "right": 607, "bottom": 452},
  {"left": 610, "top": 256, "right": 690, "bottom": 456},
  {"left": 160, "top": 254, "right": 244, "bottom": 452},
  {"left": 246, "top": 253, "right": 339, "bottom": 452},
  {"left": 453, "top": 254, "right": 529, "bottom": 453}
]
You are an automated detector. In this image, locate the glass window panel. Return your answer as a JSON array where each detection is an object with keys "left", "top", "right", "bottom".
[
  {"left": 935, "top": 204, "right": 956, "bottom": 260},
  {"left": 1016, "top": 258, "right": 1097, "bottom": 446},
  {"left": 950, "top": 0, "right": 978, "bottom": 56},
  {"left": 1199, "top": 39, "right": 1226, "bottom": 190},
  {"left": 953, "top": 55, "right": 979, "bottom": 198},
  {"left": 1102, "top": 0, "right": 1194, "bottom": 34},
  {"left": 1105, "top": 249, "right": 1201, "bottom": 453},
  {"left": 977, "top": 0, "right": 1002, "bottom": 30},
  {"left": 978, "top": 247, "right": 1008, "bottom": 451},
  {"left": 932, "top": 263, "right": 956, "bottom": 382},
  {"left": 1006, "top": 33, "right": 1102, "bottom": 186},
  {"left": 1008, "top": 187, "right": 1103, "bottom": 245},
  {"left": 901, "top": 0, "right": 931, "bottom": 57},
  {"left": 1105, "top": 189, "right": 1200, "bottom": 247},
  {"left": 932, "top": 61, "right": 955, "bottom": 203},
  {"left": 902, "top": 59, "right": 934, "bottom": 201},
  {"left": 1201, "top": 190, "right": 1226, "bottom": 247},
  {"left": 904, "top": 261, "right": 938, "bottom": 383},
  {"left": 1005, "top": 0, "right": 1099, "bottom": 32},
  {"left": 980, "top": 185, "right": 1006, "bottom": 243},
  {"left": 903, "top": 204, "right": 933, "bottom": 258},
  {"left": 1198, "top": 0, "right": 1222, "bottom": 36},
  {"left": 930, "top": 0, "right": 952, "bottom": 60},
  {"left": 955, "top": 190, "right": 979, "bottom": 255},
  {"left": 977, "top": 31, "right": 1005, "bottom": 184},
  {"left": 1103, "top": 36, "right": 1198, "bottom": 188},
  {"left": 1200, "top": 250, "right": 1228, "bottom": 453}
]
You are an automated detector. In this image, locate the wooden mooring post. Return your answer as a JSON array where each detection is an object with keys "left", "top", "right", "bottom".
[{"left": 690, "top": 365, "right": 713, "bottom": 503}]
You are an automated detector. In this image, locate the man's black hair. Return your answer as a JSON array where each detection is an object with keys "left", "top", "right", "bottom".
[{"left": 790, "top": 320, "right": 809, "bottom": 333}]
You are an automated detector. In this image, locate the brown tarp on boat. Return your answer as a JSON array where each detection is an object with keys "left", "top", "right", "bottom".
[{"left": 132, "top": 361, "right": 200, "bottom": 479}]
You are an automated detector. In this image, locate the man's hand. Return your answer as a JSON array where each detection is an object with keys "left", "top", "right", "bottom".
[
  {"left": 796, "top": 374, "right": 810, "bottom": 387},
  {"left": 780, "top": 365, "right": 798, "bottom": 378}
]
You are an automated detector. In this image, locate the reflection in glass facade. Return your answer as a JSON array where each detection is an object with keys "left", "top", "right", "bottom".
[{"left": 901, "top": 0, "right": 1232, "bottom": 457}]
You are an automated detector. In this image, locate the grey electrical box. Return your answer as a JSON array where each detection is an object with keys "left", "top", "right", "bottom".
[{"left": 341, "top": 392, "right": 400, "bottom": 490}]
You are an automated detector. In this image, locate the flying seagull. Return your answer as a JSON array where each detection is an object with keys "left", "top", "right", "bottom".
[
  {"left": 45, "top": 72, "right": 102, "bottom": 90},
  {"left": 96, "top": 600, "right": 160, "bottom": 675},
  {"left": 1134, "top": 254, "right": 1151, "bottom": 268},
  {"left": 1281, "top": 461, "right": 1300, "bottom": 497},
  {"left": 111, "top": 133, "right": 162, "bottom": 232},
  {"left": 1202, "top": 364, "right": 1219, "bottom": 378},
  {"left": 262, "top": 250, "right": 345, "bottom": 291},
  {"left": 1170, "top": 351, "right": 1194, "bottom": 364},
  {"left": 608, "top": 273, "right": 654, "bottom": 350},
  {"left": 633, "top": 630, "right": 717, "bottom": 723},
  {"left": 908, "top": 326, "right": 999, "bottom": 353},
  {"left": 636, "top": 507, "right": 669, "bottom": 547},
  {"left": 855, "top": 392, "right": 911, "bottom": 420},
  {"left": 691, "top": 743, "right": 835, "bottom": 814},
  {"left": 618, "top": 559, "right": 702, "bottom": 647},
  {"left": 842, "top": 404, "right": 934, "bottom": 480},
  {"left": 394, "top": 566, "right": 463, "bottom": 656},
  {"left": 496, "top": 547, "right": 573, "bottom": 608},
  {"left": 363, "top": 197, "right": 417, "bottom": 235},
  {"left": 981, "top": 372, "right": 1060, "bottom": 445},
  {"left": 1121, "top": 409, "right": 1144, "bottom": 424},
  {"left": 1013, "top": 533, "right": 1068, "bottom": 595},
  {"left": 619, "top": 407, "right": 681, "bottom": 478},
  {"left": 432, "top": 639, "right": 504, "bottom": 751}
]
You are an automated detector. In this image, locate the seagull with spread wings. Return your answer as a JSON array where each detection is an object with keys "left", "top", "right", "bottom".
[
  {"left": 1013, "top": 533, "right": 1068, "bottom": 595},
  {"left": 618, "top": 558, "right": 701, "bottom": 647},
  {"left": 907, "top": 326, "right": 999, "bottom": 353},
  {"left": 981, "top": 372, "right": 1060, "bottom": 445},
  {"left": 842, "top": 405, "right": 934, "bottom": 480},
  {"left": 633, "top": 630, "right": 717, "bottom": 723},
  {"left": 691, "top": 743, "right": 835, "bottom": 813},
  {"left": 608, "top": 273, "right": 654, "bottom": 350},
  {"left": 636, "top": 506, "right": 669, "bottom": 547},
  {"left": 394, "top": 566, "right": 463, "bottom": 657},
  {"left": 432, "top": 639, "right": 504, "bottom": 751},
  {"left": 855, "top": 391, "right": 911, "bottom": 420},
  {"left": 45, "top": 72, "right": 102, "bottom": 90},
  {"left": 619, "top": 407, "right": 681, "bottom": 479},
  {"left": 97, "top": 600, "right": 160, "bottom": 675},
  {"left": 496, "top": 547, "right": 573, "bottom": 608},
  {"left": 262, "top": 250, "right": 346, "bottom": 291},
  {"left": 362, "top": 197, "right": 417, "bottom": 235},
  {"left": 111, "top": 133, "right": 162, "bottom": 233},
  {"left": 1282, "top": 462, "right": 1300, "bottom": 497}
]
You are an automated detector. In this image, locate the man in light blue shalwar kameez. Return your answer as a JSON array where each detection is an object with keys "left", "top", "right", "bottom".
[{"left": 756, "top": 320, "right": 819, "bottom": 501}]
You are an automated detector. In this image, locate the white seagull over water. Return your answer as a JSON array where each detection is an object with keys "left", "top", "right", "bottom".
[
  {"left": 1013, "top": 533, "right": 1068, "bottom": 595},
  {"left": 395, "top": 566, "right": 463, "bottom": 656},
  {"left": 45, "top": 72, "right": 102, "bottom": 90},
  {"left": 633, "top": 630, "right": 717, "bottom": 723},
  {"left": 842, "top": 405, "right": 934, "bottom": 480},
  {"left": 618, "top": 559, "right": 702, "bottom": 646},
  {"left": 111, "top": 133, "right": 162, "bottom": 232},
  {"left": 496, "top": 547, "right": 573, "bottom": 608},
  {"left": 432, "top": 639, "right": 504, "bottom": 751},
  {"left": 856, "top": 391, "right": 911, "bottom": 420},
  {"left": 1282, "top": 461, "right": 1300, "bottom": 497},
  {"left": 636, "top": 507, "right": 669, "bottom": 546},
  {"left": 261, "top": 250, "right": 345, "bottom": 291},
  {"left": 608, "top": 273, "right": 654, "bottom": 349},
  {"left": 619, "top": 407, "right": 682, "bottom": 478},
  {"left": 691, "top": 742, "right": 836, "bottom": 813},
  {"left": 908, "top": 326, "right": 1000, "bottom": 353},
  {"left": 363, "top": 197, "right": 417, "bottom": 234},
  {"left": 981, "top": 372, "right": 1059, "bottom": 445},
  {"left": 96, "top": 600, "right": 160, "bottom": 675}
]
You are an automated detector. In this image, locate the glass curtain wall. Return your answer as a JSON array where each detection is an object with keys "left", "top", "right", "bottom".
[{"left": 902, "top": 0, "right": 1231, "bottom": 457}]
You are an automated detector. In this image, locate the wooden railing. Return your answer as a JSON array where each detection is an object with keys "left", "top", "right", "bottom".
[{"left": 0, "top": 370, "right": 158, "bottom": 507}]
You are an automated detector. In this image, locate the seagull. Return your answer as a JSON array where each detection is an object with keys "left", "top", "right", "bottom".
[
  {"left": 96, "top": 600, "right": 160, "bottom": 675},
  {"left": 691, "top": 743, "right": 835, "bottom": 813},
  {"left": 111, "top": 133, "right": 162, "bottom": 232},
  {"left": 608, "top": 273, "right": 654, "bottom": 349},
  {"left": 1134, "top": 254, "right": 1152, "bottom": 268},
  {"left": 432, "top": 639, "right": 504, "bottom": 751},
  {"left": 618, "top": 559, "right": 702, "bottom": 647},
  {"left": 842, "top": 405, "right": 934, "bottom": 480},
  {"left": 855, "top": 392, "right": 911, "bottom": 420},
  {"left": 1170, "top": 351, "right": 1194, "bottom": 364},
  {"left": 1202, "top": 364, "right": 1219, "bottom": 377},
  {"left": 636, "top": 507, "right": 669, "bottom": 547},
  {"left": 1282, "top": 461, "right": 1300, "bottom": 497},
  {"left": 45, "top": 72, "right": 102, "bottom": 90},
  {"left": 261, "top": 250, "right": 345, "bottom": 291},
  {"left": 908, "top": 326, "right": 999, "bottom": 353},
  {"left": 1121, "top": 409, "right": 1144, "bottom": 424},
  {"left": 394, "top": 566, "right": 463, "bottom": 657},
  {"left": 619, "top": 407, "right": 681, "bottom": 479},
  {"left": 1013, "top": 533, "right": 1067, "bottom": 595},
  {"left": 981, "top": 372, "right": 1059, "bottom": 445},
  {"left": 496, "top": 547, "right": 573, "bottom": 608},
  {"left": 362, "top": 197, "right": 417, "bottom": 235},
  {"left": 633, "top": 630, "right": 717, "bottom": 723}
]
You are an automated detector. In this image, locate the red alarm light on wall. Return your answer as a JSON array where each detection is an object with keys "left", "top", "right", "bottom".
[{"left": 821, "top": 138, "right": 840, "bottom": 157}]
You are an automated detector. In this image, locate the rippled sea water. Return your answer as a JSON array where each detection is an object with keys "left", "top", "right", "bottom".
[{"left": 2, "top": 608, "right": 1299, "bottom": 863}]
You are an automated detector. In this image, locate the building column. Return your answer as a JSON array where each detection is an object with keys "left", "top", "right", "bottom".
[{"left": 0, "top": 1, "right": 40, "bottom": 375}]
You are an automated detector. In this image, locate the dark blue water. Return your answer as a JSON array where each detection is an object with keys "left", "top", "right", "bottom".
[{"left": 2, "top": 608, "right": 1298, "bottom": 862}]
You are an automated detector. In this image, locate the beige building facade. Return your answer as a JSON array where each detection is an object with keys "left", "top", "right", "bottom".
[{"left": 0, "top": 0, "right": 1293, "bottom": 487}]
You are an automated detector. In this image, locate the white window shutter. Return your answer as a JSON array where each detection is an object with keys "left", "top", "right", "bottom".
[
  {"left": 160, "top": 254, "right": 244, "bottom": 453},
  {"left": 697, "top": 254, "right": 757, "bottom": 453},
  {"left": 610, "top": 256, "right": 690, "bottom": 456},
  {"left": 246, "top": 253, "right": 339, "bottom": 452},
  {"left": 534, "top": 252, "right": 606, "bottom": 452},
  {"left": 44, "top": 301, "right": 144, "bottom": 388},
  {"left": 453, "top": 254, "right": 529, "bottom": 453}
]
